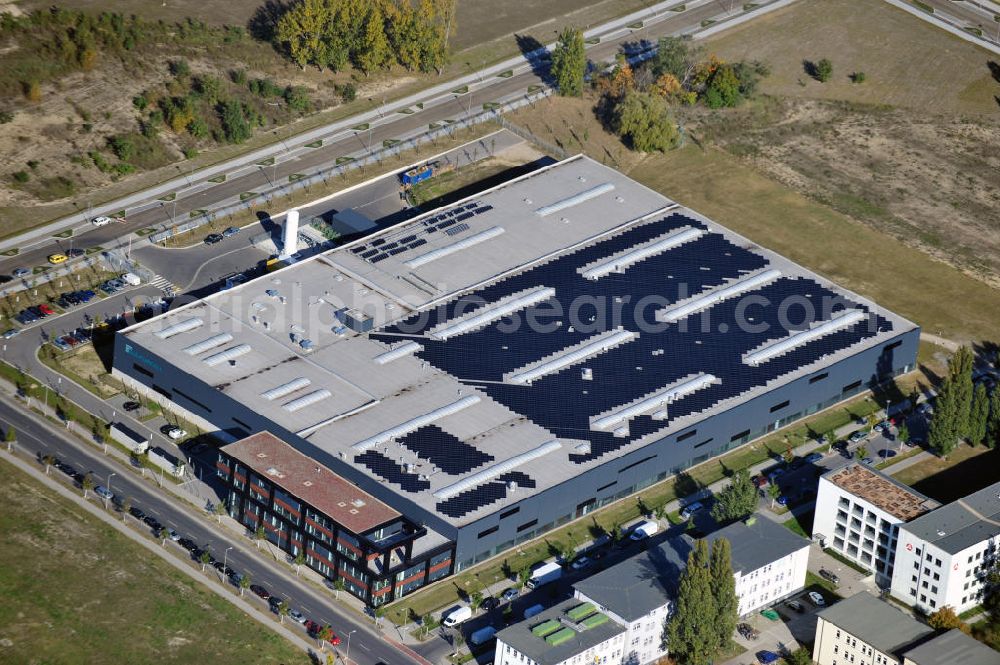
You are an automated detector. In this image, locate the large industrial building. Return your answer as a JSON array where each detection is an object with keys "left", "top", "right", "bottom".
[{"left": 113, "top": 155, "right": 919, "bottom": 606}]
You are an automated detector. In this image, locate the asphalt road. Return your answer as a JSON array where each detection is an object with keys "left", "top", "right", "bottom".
[
  {"left": 0, "top": 0, "right": 775, "bottom": 276},
  {"left": 0, "top": 393, "right": 412, "bottom": 665}
]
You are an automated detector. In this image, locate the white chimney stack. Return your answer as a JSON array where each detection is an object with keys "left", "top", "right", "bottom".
[{"left": 280, "top": 209, "right": 299, "bottom": 259}]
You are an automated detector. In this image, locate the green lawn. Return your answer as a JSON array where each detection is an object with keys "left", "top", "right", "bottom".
[
  {"left": 893, "top": 444, "right": 1000, "bottom": 503},
  {"left": 0, "top": 458, "right": 306, "bottom": 664}
]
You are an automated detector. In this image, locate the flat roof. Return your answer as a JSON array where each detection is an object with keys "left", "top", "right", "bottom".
[
  {"left": 824, "top": 463, "right": 939, "bottom": 521},
  {"left": 122, "top": 155, "right": 918, "bottom": 528},
  {"left": 496, "top": 597, "right": 625, "bottom": 665},
  {"left": 573, "top": 537, "right": 691, "bottom": 622},
  {"left": 901, "top": 479, "right": 1000, "bottom": 554},
  {"left": 818, "top": 592, "right": 934, "bottom": 656},
  {"left": 703, "top": 517, "right": 810, "bottom": 575},
  {"left": 221, "top": 432, "right": 400, "bottom": 534},
  {"left": 903, "top": 629, "right": 1000, "bottom": 665}
]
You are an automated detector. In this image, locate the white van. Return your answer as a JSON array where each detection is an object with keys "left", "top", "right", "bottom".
[
  {"left": 629, "top": 519, "right": 659, "bottom": 541},
  {"left": 442, "top": 605, "right": 472, "bottom": 627}
]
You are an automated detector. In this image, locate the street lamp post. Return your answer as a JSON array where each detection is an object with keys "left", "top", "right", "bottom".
[
  {"left": 223, "top": 545, "right": 234, "bottom": 576},
  {"left": 345, "top": 629, "right": 357, "bottom": 664},
  {"left": 106, "top": 472, "right": 116, "bottom": 508}
]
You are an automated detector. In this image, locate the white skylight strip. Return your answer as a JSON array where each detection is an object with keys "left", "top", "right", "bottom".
[
  {"left": 261, "top": 377, "right": 312, "bottom": 401},
  {"left": 352, "top": 395, "right": 482, "bottom": 452},
  {"left": 592, "top": 373, "right": 717, "bottom": 431},
  {"left": 282, "top": 389, "right": 332, "bottom": 412},
  {"left": 404, "top": 226, "right": 505, "bottom": 269},
  {"left": 433, "top": 440, "right": 562, "bottom": 499},
  {"left": 182, "top": 333, "right": 234, "bottom": 355},
  {"left": 580, "top": 227, "right": 704, "bottom": 280},
  {"left": 658, "top": 269, "right": 782, "bottom": 323},
  {"left": 507, "top": 329, "right": 636, "bottom": 385},
  {"left": 202, "top": 344, "right": 252, "bottom": 367},
  {"left": 743, "top": 309, "right": 867, "bottom": 367},
  {"left": 154, "top": 317, "right": 204, "bottom": 339},
  {"left": 373, "top": 341, "right": 423, "bottom": 365},
  {"left": 534, "top": 182, "right": 615, "bottom": 217},
  {"left": 431, "top": 287, "right": 556, "bottom": 341}
]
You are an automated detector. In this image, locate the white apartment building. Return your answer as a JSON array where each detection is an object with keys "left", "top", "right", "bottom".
[
  {"left": 704, "top": 516, "right": 811, "bottom": 616},
  {"left": 890, "top": 479, "right": 1000, "bottom": 615},
  {"left": 494, "top": 598, "right": 627, "bottom": 665},
  {"left": 813, "top": 592, "right": 1000, "bottom": 665},
  {"left": 813, "top": 463, "right": 938, "bottom": 586}
]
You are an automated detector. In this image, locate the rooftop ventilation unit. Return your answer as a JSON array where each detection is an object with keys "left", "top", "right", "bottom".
[
  {"left": 507, "top": 329, "right": 636, "bottom": 385},
  {"left": 352, "top": 395, "right": 481, "bottom": 452},
  {"left": 282, "top": 388, "right": 332, "bottom": 412},
  {"left": 260, "top": 377, "right": 312, "bottom": 401},
  {"left": 154, "top": 317, "right": 204, "bottom": 339},
  {"left": 534, "top": 182, "right": 614, "bottom": 217},
  {"left": 202, "top": 344, "right": 252, "bottom": 367},
  {"left": 658, "top": 269, "right": 782, "bottom": 323},
  {"left": 373, "top": 341, "right": 423, "bottom": 365},
  {"left": 404, "top": 226, "right": 505, "bottom": 269},
  {"left": 742, "top": 309, "right": 867, "bottom": 367},
  {"left": 580, "top": 227, "right": 704, "bottom": 280},
  {"left": 592, "top": 373, "right": 717, "bottom": 431},
  {"left": 182, "top": 332, "right": 234, "bottom": 355},
  {"left": 430, "top": 286, "right": 555, "bottom": 341},
  {"left": 433, "top": 439, "right": 561, "bottom": 499}
]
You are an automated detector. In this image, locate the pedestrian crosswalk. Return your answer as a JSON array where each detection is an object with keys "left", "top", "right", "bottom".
[{"left": 148, "top": 275, "right": 177, "bottom": 295}]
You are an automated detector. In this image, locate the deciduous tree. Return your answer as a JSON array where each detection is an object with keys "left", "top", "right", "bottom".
[
  {"left": 356, "top": 4, "right": 391, "bottom": 75},
  {"left": 927, "top": 605, "right": 970, "bottom": 634},
  {"left": 551, "top": 27, "right": 585, "bottom": 97},
  {"left": 612, "top": 90, "right": 680, "bottom": 153},
  {"left": 710, "top": 469, "right": 758, "bottom": 524},
  {"left": 275, "top": 0, "right": 331, "bottom": 69}
]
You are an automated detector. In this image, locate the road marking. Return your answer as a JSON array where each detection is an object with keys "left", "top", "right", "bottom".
[{"left": 357, "top": 642, "right": 370, "bottom": 651}]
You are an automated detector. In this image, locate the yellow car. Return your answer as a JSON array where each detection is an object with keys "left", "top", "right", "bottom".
[{"left": 47, "top": 253, "right": 68, "bottom": 264}]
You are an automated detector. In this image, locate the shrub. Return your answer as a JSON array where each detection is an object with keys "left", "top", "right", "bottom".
[
  {"left": 219, "top": 100, "right": 251, "bottom": 144},
  {"left": 169, "top": 59, "right": 191, "bottom": 77},
  {"left": 108, "top": 134, "right": 135, "bottom": 161},
  {"left": 12, "top": 170, "right": 30, "bottom": 183},
  {"left": 851, "top": 71, "right": 866, "bottom": 84},
  {"left": 22, "top": 80, "right": 41, "bottom": 102},
  {"left": 133, "top": 93, "right": 149, "bottom": 110},
  {"left": 612, "top": 90, "right": 681, "bottom": 153},
  {"left": 815, "top": 58, "right": 833, "bottom": 83},
  {"left": 283, "top": 85, "right": 311, "bottom": 112},
  {"left": 187, "top": 117, "right": 209, "bottom": 139},
  {"left": 0, "top": 110, "right": 15, "bottom": 123},
  {"left": 338, "top": 82, "right": 357, "bottom": 102},
  {"left": 249, "top": 78, "right": 283, "bottom": 98},
  {"left": 230, "top": 69, "right": 247, "bottom": 86}
]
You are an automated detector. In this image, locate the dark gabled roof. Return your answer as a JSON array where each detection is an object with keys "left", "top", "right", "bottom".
[
  {"left": 702, "top": 517, "right": 810, "bottom": 575},
  {"left": 572, "top": 537, "right": 692, "bottom": 622},
  {"left": 902, "top": 629, "right": 1000, "bottom": 665},
  {"left": 817, "top": 593, "right": 934, "bottom": 656},
  {"left": 901, "top": 479, "right": 1000, "bottom": 554}
]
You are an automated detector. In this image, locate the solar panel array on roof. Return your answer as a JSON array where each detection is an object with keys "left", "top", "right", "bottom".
[
  {"left": 354, "top": 450, "right": 431, "bottom": 493},
  {"left": 398, "top": 425, "right": 494, "bottom": 475},
  {"left": 435, "top": 471, "right": 536, "bottom": 519},
  {"left": 372, "top": 211, "right": 891, "bottom": 464}
]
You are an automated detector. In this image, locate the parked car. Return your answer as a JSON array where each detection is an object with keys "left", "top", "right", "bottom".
[
  {"left": 91, "top": 215, "right": 113, "bottom": 226},
  {"left": 177, "top": 538, "right": 198, "bottom": 553},
  {"left": 47, "top": 253, "right": 68, "bottom": 264},
  {"left": 766, "top": 468, "right": 787, "bottom": 483},
  {"left": 94, "top": 485, "right": 114, "bottom": 500},
  {"left": 161, "top": 424, "right": 187, "bottom": 439},
  {"left": 756, "top": 650, "right": 780, "bottom": 665},
  {"left": 2, "top": 329, "right": 19, "bottom": 339},
  {"left": 804, "top": 452, "right": 823, "bottom": 464},
  {"left": 808, "top": 591, "right": 826, "bottom": 606},
  {"left": 819, "top": 569, "right": 840, "bottom": 585},
  {"left": 129, "top": 506, "right": 146, "bottom": 520},
  {"left": 878, "top": 449, "right": 897, "bottom": 459},
  {"left": 288, "top": 608, "right": 306, "bottom": 624},
  {"left": 481, "top": 596, "right": 500, "bottom": 611},
  {"left": 123, "top": 401, "right": 141, "bottom": 411},
  {"left": 679, "top": 501, "right": 704, "bottom": 520},
  {"left": 785, "top": 600, "right": 804, "bottom": 613},
  {"left": 66, "top": 248, "right": 85, "bottom": 258},
  {"left": 222, "top": 226, "right": 241, "bottom": 237},
  {"left": 304, "top": 619, "right": 320, "bottom": 636},
  {"left": 12, "top": 267, "right": 30, "bottom": 278},
  {"left": 849, "top": 430, "right": 867, "bottom": 443},
  {"left": 249, "top": 584, "right": 271, "bottom": 600},
  {"left": 570, "top": 555, "right": 593, "bottom": 571},
  {"left": 204, "top": 233, "right": 223, "bottom": 245},
  {"left": 501, "top": 588, "right": 518, "bottom": 602}
]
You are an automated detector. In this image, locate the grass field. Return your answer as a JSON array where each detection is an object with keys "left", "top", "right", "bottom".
[
  {"left": 705, "top": 0, "right": 1000, "bottom": 115},
  {"left": 893, "top": 443, "right": 1000, "bottom": 501},
  {"left": 0, "top": 458, "right": 306, "bottom": 664}
]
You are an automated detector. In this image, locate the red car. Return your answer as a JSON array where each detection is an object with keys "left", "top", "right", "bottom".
[
  {"left": 38, "top": 304, "right": 55, "bottom": 316},
  {"left": 304, "top": 620, "right": 320, "bottom": 636},
  {"left": 326, "top": 629, "right": 341, "bottom": 646}
]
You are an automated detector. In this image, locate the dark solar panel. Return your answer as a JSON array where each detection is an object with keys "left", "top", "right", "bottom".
[
  {"left": 408, "top": 238, "right": 427, "bottom": 250},
  {"left": 454, "top": 212, "right": 474, "bottom": 223},
  {"left": 360, "top": 249, "right": 379, "bottom": 260},
  {"left": 372, "top": 212, "right": 892, "bottom": 465},
  {"left": 354, "top": 451, "right": 430, "bottom": 493},
  {"left": 436, "top": 482, "right": 507, "bottom": 518},
  {"left": 399, "top": 425, "right": 493, "bottom": 475},
  {"left": 437, "top": 219, "right": 457, "bottom": 230},
  {"left": 371, "top": 238, "right": 386, "bottom": 247},
  {"left": 445, "top": 223, "right": 470, "bottom": 236},
  {"left": 399, "top": 235, "right": 417, "bottom": 244},
  {"left": 370, "top": 254, "right": 388, "bottom": 264}
]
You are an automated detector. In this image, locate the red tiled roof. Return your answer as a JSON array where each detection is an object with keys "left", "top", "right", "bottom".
[{"left": 222, "top": 432, "right": 399, "bottom": 535}]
